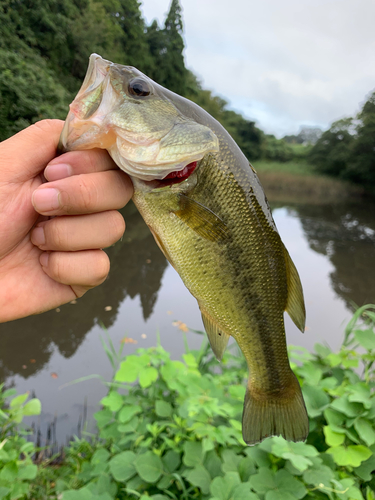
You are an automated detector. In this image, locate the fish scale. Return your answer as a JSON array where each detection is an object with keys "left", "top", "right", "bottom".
[{"left": 59, "top": 53, "right": 309, "bottom": 445}]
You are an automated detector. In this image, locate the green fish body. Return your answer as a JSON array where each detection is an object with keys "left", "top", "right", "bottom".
[{"left": 60, "top": 54, "right": 309, "bottom": 445}]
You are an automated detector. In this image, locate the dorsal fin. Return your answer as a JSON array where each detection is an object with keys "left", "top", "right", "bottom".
[
  {"left": 282, "top": 243, "right": 306, "bottom": 333},
  {"left": 200, "top": 308, "right": 230, "bottom": 361}
]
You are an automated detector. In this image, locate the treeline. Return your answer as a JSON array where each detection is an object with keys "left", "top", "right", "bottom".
[
  {"left": 308, "top": 91, "right": 375, "bottom": 191},
  {"left": 0, "top": 0, "right": 292, "bottom": 163}
]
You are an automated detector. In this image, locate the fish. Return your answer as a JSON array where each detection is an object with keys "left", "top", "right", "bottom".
[{"left": 59, "top": 53, "right": 309, "bottom": 445}]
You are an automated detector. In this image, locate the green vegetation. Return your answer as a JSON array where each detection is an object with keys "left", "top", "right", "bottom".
[
  {"left": 309, "top": 92, "right": 375, "bottom": 192},
  {"left": 0, "top": 0, "right": 263, "bottom": 161},
  {"left": 1, "top": 306, "right": 375, "bottom": 499}
]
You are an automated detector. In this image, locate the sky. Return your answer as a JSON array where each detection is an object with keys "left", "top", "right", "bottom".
[{"left": 140, "top": 0, "right": 375, "bottom": 137}]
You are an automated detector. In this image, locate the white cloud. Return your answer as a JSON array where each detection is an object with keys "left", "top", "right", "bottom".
[{"left": 140, "top": 0, "right": 375, "bottom": 136}]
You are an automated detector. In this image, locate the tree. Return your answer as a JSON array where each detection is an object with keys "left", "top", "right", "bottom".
[{"left": 308, "top": 118, "right": 355, "bottom": 178}]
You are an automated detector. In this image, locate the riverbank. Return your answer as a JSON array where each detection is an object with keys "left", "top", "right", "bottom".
[{"left": 253, "top": 159, "right": 365, "bottom": 204}]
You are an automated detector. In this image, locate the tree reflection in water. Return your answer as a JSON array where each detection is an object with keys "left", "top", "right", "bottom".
[
  {"left": 1, "top": 198, "right": 374, "bottom": 382},
  {"left": 290, "top": 200, "right": 375, "bottom": 311},
  {"left": 0, "top": 202, "right": 168, "bottom": 380}
]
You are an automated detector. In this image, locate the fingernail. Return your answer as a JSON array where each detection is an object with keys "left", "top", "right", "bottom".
[
  {"left": 32, "top": 188, "right": 61, "bottom": 212},
  {"left": 45, "top": 163, "right": 73, "bottom": 181},
  {"left": 32, "top": 226, "right": 45, "bottom": 246},
  {"left": 40, "top": 252, "right": 49, "bottom": 268}
]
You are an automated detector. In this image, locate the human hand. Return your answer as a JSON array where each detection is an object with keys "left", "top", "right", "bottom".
[{"left": 0, "top": 119, "right": 133, "bottom": 322}]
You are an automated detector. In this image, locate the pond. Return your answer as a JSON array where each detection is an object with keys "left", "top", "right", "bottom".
[{"left": 1, "top": 194, "right": 374, "bottom": 447}]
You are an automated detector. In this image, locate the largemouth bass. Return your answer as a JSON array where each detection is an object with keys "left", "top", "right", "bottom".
[{"left": 59, "top": 54, "right": 309, "bottom": 445}]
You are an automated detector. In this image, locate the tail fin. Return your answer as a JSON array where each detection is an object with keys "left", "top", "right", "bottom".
[{"left": 242, "top": 373, "right": 309, "bottom": 445}]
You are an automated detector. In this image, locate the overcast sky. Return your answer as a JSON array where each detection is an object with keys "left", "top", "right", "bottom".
[{"left": 140, "top": 0, "right": 375, "bottom": 137}]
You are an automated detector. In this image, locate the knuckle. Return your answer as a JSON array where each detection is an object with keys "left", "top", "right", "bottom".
[
  {"left": 48, "top": 252, "right": 65, "bottom": 282},
  {"left": 46, "top": 219, "right": 67, "bottom": 249},
  {"left": 106, "top": 211, "right": 126, "bottom": 245},
  {"left": 93, "top": 251, "right": 110, "bottom": 284}
]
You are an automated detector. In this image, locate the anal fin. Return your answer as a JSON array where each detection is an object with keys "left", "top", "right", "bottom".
[
  {"left": 282, "top": 243, "right": 306, "bottom": 333},
  {"left": 200, "top": 309, "right": 230, "bottom": 361}
]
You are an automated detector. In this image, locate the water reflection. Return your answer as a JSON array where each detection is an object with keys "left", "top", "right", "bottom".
[
  {"left": 0, "top": 202, "right": 167, "bottom": 379},
  {"left": 293, "top": 201, "right": 375, "bottom": 310},
  {"left": 1, "top": 195, "right": 374, "bottom": 445}
]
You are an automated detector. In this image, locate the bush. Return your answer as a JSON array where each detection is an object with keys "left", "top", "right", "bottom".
[{"left": 1, "top": 306, "right": 375, "bottom": 499}]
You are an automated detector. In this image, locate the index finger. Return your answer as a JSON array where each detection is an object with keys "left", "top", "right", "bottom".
[{"left": 45, "top": 148, "right": 119, "bottom": 181}]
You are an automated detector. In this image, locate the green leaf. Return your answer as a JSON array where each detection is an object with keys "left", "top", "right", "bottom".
[
  {"left": 94, "top": 409, "right": 113, "bottom": 428},
  {"left": 114, "top": 356, "right": 141, "bottom": 382},
  {"left": 327, "top": 444, "right": 372, "bottom": 467},
  {"left": 354, "top": 329, "right": 375, "bottom": 350},
  {"left": 324, "top": 426, "right": 345, "bottom": 446},
  {"left": 266, "top": 492, "right": 295, "bottom": 500},
  {"left": 62, "top": 487, "right": 93, "bottom": 500},
  {"left": 232, "top": 484, "right": 259, "bottom": 500},
  {"left": 0, "top": 487, "right": 11, "bottom": 500},
  {"left": 302, "top": 385, "right": 330, "bottom": 417},
  {"left": 17, "top": 463, "right": 37, "bottom": 480},
  {"left": 347, "top": 383, "right": 372, "bottom": 409},
  {"left": 297, "top": 362, "right": 323, "bottom": 385},
  {"left": 183, "top": 441, "right": 204, "bottom": 467},
  {"left": 0, "top": 462, "right": 18, "bottom": 481},
  {"left": 162, "top": 450, "right": 181, "bottom": 473},
  {"left": 354, "top": 418, "right": 375, "bottom": 446},
  {"left": 155, "top": 400, "right": 172, "bottom": 417},
  {"left": 303, "top": 464, "right": 334, "bottom": 488},
  {"left": 108, "top": 451, "right": 136, "bottom": 481},
  {"left": 269, "top": 437, "right": 317, "bottom": 472},
  {"left": 210, "top": 472, "right": 241, "bottom": 500},
  {"left": 91, "top": 448, "right": 110, "bottom": 465},
  {"left": 9, "top": 393, "right": 28, "bottom": 408},
  {"left": 185, "top": 465, "right": 211, "bottom": 494},
  {"left": 139, "top": 366, "right": 158, "bottom": 388},
  {"left": 23, "top": 398, "right": 41, "bottom": 416},
  {"left": 354, "top": 447, "right": 375, "bottom": 481},
  {"left": 118, "top": 405, "right": 141, "bottom": 423},
  {"left": 274, "top": 469, "right": 307, "bottom": 499},
  {"left": 249, "top": 467, "right": 276, "bottom": 494},
  {"left": 101, "top": 392, "right": 123, "bottom": 412},
  {"left": 331, "top": 395, "right": 364, "bottom": 417},
  {"left": 238, "top": 455, "right": 257, "bottom": 481},
  {"left": 324, "top": 408, "right": 345, "bottom": 426},
  {"left": 134, "top": 451, "right": 163, "bottom": 483},
  {"left": 221, "top": 449, "right": 242, "bottom": 473}
]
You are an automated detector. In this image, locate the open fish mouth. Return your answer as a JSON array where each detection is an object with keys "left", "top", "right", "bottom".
[{"left": 59, "top": 54, "right": 219, "bottom": 182}]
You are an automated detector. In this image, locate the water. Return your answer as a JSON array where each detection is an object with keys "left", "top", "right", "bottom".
[{"left": 1, "top": 197, "right": 374, "bottom": 446}]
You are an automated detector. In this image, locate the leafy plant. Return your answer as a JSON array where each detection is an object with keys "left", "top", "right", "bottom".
[
  {"left": 0, "top": 387, "right": 41, "bottom": 499},
  {"left": 1, "top": 305, "right": 375, "bottom": 499}
]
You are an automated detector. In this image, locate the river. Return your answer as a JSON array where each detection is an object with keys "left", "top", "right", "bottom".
[{"left": 1, "top": 194, "right": 374, "bottom": 447}]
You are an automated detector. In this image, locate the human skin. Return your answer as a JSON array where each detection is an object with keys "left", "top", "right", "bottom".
[{"left": 0, "top": 119, "right": 133, "bottom": 322}]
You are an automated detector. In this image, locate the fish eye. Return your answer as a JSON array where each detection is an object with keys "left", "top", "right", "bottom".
[{"left": 128, "top": 78, "right": 151, "bottom": 97}]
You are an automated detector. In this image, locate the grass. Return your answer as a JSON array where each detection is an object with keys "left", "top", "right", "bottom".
[{"left": 252, "top": 159, "right": 365, "bottom": 204}]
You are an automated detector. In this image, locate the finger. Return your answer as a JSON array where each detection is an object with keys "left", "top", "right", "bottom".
[
  {"left": 45, "top": 149, "right": 119, "bottom": 181},
  {"left": 40, "top": 249, "right": 110, "bottom": 296},
  {"left": 31, "top": 211, "right": 125, "bottom": 251},
  {"left": 32, "top": 170, "right": 133, "bottom": 216},
  {"left": 1, "top": 120, "right": 63, "bottom": 183}
]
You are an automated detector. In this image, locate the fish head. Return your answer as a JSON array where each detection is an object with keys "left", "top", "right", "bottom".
[{"left": 60, "top": 53, "right": 219, "bottom": 181}]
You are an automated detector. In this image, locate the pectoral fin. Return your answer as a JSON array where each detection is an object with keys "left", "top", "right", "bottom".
[
  {"left": 200, "top": 308, "right": 230, "bottom": 361},
  {"left": 174, "top": 194, "right": 230, "bottom": 242},
  {"left": 282, "top": 244, "right": 306, "bottom": 333}
]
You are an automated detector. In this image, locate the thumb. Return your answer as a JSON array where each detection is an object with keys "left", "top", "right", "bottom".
[{"left": 0, "top": 119, "right": 64, "bottom": 183}]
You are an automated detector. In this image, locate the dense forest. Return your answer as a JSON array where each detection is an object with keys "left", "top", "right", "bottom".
[
  {"left": 0, "top": 0, "right": 274, "bottom": 160},
  {"left": 1, "top": 0, "right": 374, "bottom": 190}
]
